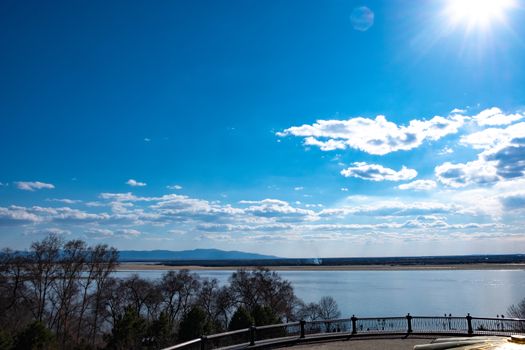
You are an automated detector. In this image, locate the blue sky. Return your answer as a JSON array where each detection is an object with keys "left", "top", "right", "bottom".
[{"left": 1, "top": 0, "right": 525, "bottom": 257}]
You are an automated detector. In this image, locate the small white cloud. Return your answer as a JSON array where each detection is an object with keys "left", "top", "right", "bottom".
[
  {"left": 340, "top": 187, "right": 349, "bottom": 192},
  {"left": 294, "top": 186, "right": 304, "bottom": 191},
  {"left": 398, "top": 180, "right": 437, "bottom": 191},
  {"left": 167, "top": 184, "right": 183, "bottom": 190},
  {"left": 85, "top": 201, "right": 105, "bottom": 207},
  {"left": 47, "top": 198, "right": 82, "bottom": 204},
  {"left": 26, "top": 227, "right": 71, "bottom": 236},
  {"left": 126, "top": 179, "right": 147, "bottom": 187},
  {"left": 341, "top": 162, "right": 417, "bottom": 181},
  {"left": 439, "top": 146, "right": 454, "bottom": 155},
  {"left": 451, "top": 108, "right": 466, "bottom": 114},
  {"left": 144, "top": 138, "right": 151, "bottom": 142},
  {"left": 15, "top": 181, "right": 55, "bottom": 191},
  {"left": 116, "top": 229, "right": 141, "bottom": 238},
  {"left": 86, "top": 228, "right": 114, "bottom": 237},
  {"left": 304, "top": 137, "right": 347, "bottom": 151}
]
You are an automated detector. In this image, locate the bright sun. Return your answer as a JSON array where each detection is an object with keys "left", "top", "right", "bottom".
[{"left": 445, "top": 0, "right": 514, "bottom": 31}]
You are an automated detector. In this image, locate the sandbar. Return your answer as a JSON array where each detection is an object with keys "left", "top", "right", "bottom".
[{"left": 116, "top": 263, "right": 525, "bottom": 271}]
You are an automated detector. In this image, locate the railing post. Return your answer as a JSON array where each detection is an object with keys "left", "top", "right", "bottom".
[
  {"left": 406, "top": 313, "right": 413, "bottom": 333},
  {"left": 250, "top": 325, "right": 256, "bottom": 346},
  {"left": 200, "top": 335, "right": 207, "bottom": 350},
  {"left": 300, "top": 320, "right": 306, "bottom": 338},
  {"left": 351, "top": 315, "right": 357, "bottom": 335},
  {"left": 466, "top": 314, "right": 473, "bottom": 335}
]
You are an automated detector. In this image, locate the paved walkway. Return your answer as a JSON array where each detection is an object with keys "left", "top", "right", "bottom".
[{"left": 287, "top": 336, "right": 437, "bottom": 350}]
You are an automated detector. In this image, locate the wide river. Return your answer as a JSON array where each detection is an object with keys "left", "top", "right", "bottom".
[{"left": 113, "top": 269, "right": 525, "bottom": 318}]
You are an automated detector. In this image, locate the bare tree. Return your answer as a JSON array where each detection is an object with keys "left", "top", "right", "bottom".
[
  {"left": 318, "top": 296, "right": 341, "bottom": 320},
  {"left": 122, "top": 274, "right": 153, "bottom": 314},
  {"left": 50, "top": 239, "right": 86, "bottom": 347},
  {"left": 297, "top": 301, "right": 322, "bottom": 321},
  {"left": 229, "top": 268, "right": 298, "bottom": 322},
  {"left": 160, "top": 270, "right": 201, "bottom": 326},
  {"left": 507, "top": 298, "right": 525, "bottom": 319},
  {"left": 0, "top": 249, "right": 32, "bottom": 331},
  {"left": 26, "top": 234, "right": 63, "bottom": 323},
  {"left": 297, "top": 296, "right": 340, "bottom": 322},
  {"left": 87, "top": 244, "right": 118, "bottom": 344},
  {"left": 198, "top": 278, "right": 233, "bottom": 331}
]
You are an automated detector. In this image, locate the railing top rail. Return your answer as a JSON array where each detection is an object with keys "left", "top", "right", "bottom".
[
  {"left": 256, "top": 321, "right": 300, "bottom": 330},
  {"left": 161, "top": 337, "right": 200, "bottom": 350},
  {"left": 206, "top": 327, "right": 250, "bottom": 340},
  {"left": 471, "top": 316, "right": 525, "bottom": 321},
  {"left": 411, "top": 316, "right": 465, "bottom": 319},
  {"left": 307, "top": 317, "right": 353, "bottom": 324},
  {"left": 356, "top": 316, "right": 407, "bottom": 320}
]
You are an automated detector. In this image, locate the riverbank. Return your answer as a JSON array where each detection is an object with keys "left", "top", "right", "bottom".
[{"left": 117, "top": 263, "right": 525, "bottom": 271}]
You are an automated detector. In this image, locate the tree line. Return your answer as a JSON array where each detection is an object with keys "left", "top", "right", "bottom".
[{"left": 0, "top": 235, "right": 340, "bottom": 350}]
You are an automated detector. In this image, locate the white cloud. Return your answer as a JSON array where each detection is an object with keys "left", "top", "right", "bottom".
[
  {"left": 167, "top": 184, "right": 183, "bottom": 190},
  {"left": 398, "top": 179, "right": 437, "bottom": 191},
  {"left": 126, "top": 179, "right": 147, "bottom": 187},
  {"left": 451, "top": 108, "right": 466, "bottom": 114},
  {"left": 32, "top": 206, "right": 110, "bottom": 223},
  {"left": 294, "top": 186, "right": 304, "bottom": 191},
  {"left": 241, "top": 199, "right": 318, "bottom": 222},
  {"left": 438, "top": 124, "right": 525, "bottom": 187},
  {"left": 86, "top": 228, "right": 114, "bottom": 237},
  {"left": 472, "top": 107, "right": 523, "bottom": 126},
  {"left": 0, "top": 206, "right": 42, "bottom": 225},
  {"left": 15, "top": 181, "right": 55, "bottom": 191},
  {"left": 341, "top": 162, "right": 417, "bottom": 181},
  {"left": 319, "top": 200, "right": 458, "bottom": 218},
  {"left": 435, "top": 159, "right": 499, "bottom": 188},
  {"left": 340, "top": 187, "right": 349, "bottom": 192},
  {"left": 461, "top": 122, "right": 525, "bottom": 150},
  {"left": 278, "top": 113, "right": 465, "bottom": 155}
]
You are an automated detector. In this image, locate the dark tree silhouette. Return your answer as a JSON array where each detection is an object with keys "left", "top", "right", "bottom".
[
  {"left": 228, "top": 306, "right": 254, "bottom": 331},
  {"left": 13, "top": 321, "right": 56, "bottom": 350},
  {"left": 178, "top": 307, "right": 213, "bottom": 342},
  {"left": 104, "top": 307, "right": 147, "bottom": 350}
]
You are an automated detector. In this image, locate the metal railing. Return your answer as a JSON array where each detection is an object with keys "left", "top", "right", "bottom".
[{"left": 162, "top": 314, "right": 525, "bottom": 350}]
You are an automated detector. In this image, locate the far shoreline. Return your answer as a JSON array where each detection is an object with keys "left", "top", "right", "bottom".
[{"left": 116, "top": 263, "right": 525, "bottom": 272}]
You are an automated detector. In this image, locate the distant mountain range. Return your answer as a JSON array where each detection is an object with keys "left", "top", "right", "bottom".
[{"left": 118, "top": 249, "right": 279, "bottom": 261}]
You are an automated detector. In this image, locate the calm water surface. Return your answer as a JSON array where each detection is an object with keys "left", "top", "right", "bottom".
[{"left": 113, "top": 269, "right": 525, "bottom": 318}]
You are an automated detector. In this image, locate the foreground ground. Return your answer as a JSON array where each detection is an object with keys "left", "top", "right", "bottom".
[{"left": 287, "top": 336, "right": 436, "bottom": 350}]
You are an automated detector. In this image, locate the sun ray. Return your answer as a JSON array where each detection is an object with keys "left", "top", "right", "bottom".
[{"left": 444, "top": 0, "right": 515, "bottom": 31}]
